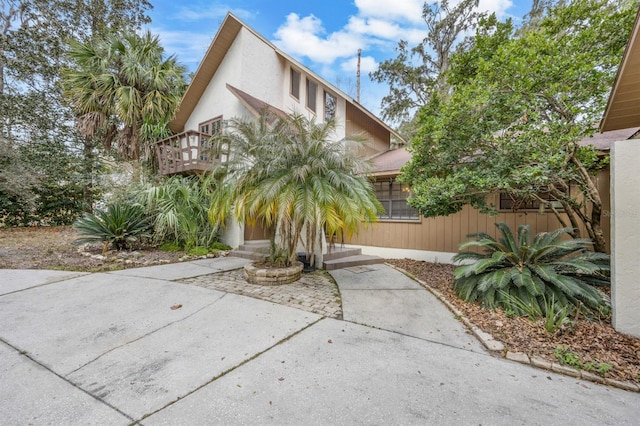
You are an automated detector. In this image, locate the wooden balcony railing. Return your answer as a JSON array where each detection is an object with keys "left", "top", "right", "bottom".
[{"left": 155, "top": 131, "right": 223, "bottom": 175}]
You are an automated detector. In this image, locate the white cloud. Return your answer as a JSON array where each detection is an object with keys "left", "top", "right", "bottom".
[
  {"left": 176, "top": 4, "right": 255, "bottom": 22},
  {"left": 478, "top": 0, "right": 514, "bottom": 17},
  {"left": 340, "top": 55, "right": 378, "bottom": 74},
  {"left": 273, "top": 13, "right": 365, "bottom": 64},
  {"left": 354, "top": 0, "right": 425, "bottom": 23},
  {"left": 149, "top": 27, "right": 213, "bottom": 70}
]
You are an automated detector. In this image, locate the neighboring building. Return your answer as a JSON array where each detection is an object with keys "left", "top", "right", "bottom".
[{"left": 599, "top": 6, "right": 640, "bottom": 338}]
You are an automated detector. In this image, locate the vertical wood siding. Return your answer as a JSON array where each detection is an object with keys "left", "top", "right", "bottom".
[
  {"left": 347, "top": 169, "right": 611, "bottom": 253},
  {"left": 345, "top": 103, "right": 389, "bottom": 156}
]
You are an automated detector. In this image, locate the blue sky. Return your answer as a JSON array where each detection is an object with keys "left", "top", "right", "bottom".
[{"left": 147, "top": 0, "right": 532, "bottom": 117}]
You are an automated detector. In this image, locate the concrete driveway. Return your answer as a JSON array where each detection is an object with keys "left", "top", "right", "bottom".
[{"left": 0, "top": 258, "right": 638, "bottom": 425}]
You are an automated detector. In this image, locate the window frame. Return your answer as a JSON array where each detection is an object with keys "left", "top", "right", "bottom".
[
  {"left": 306, "top": 78, "right": 317, "bottom": 113},
  {"left": 290, "top": 68, "right": 301, "bottom": 100},
  {"left": 198, "top": 116, "right": 223, "bottom": 161},
  {"left": 373, "top": 177, "right": 421, "bottom": 222},
  {"left": 324, "top": 90, "right": 336, "bottom": 121}
]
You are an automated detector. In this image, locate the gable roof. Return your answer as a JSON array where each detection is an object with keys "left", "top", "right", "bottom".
[
  {"left": 169, "top": 13, "right": 403, "bottom": 143},
  {"left": 601, "top": 7, "right": 640, "bottom": 131}
]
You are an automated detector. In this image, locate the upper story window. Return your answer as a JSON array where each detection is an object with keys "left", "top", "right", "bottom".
[
  {"left": 324, "top": 91, "right": 336, "bottom": 121},
  {"left": 306, "top": 78, "right": 317, "bottom": 113},
  {"left": 199, "top": 116, "right": 223, "bottom": 160},
  {"left": 290, "top": 68, "right": 301, "bottom": 100},
  {"left": 374, "top": 178, "right": 420, "bottom": 221}
]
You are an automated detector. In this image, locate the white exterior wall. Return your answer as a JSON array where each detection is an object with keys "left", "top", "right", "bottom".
[
  {"left": 181, "top": 26, "right": 355, "bottom": 246},
  {"left": 610, "top": 140, "right": 640, "bottom": 338},
  {"left": 282, "top": 66, "right": 347, "bottom": 142}
]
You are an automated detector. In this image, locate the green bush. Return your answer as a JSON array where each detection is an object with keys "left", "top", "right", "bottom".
[
  {"left": 73, "top": 204, "right": 152, "bottom": 252},
  {"left": 159, "top": 241, "right": 182, "bottom": 252},
  {"left": 453, "top": 223, "right": 609, "bottom": 316},
  {"left": 136, "top": 175, "right": 220, "bottom": 249}
]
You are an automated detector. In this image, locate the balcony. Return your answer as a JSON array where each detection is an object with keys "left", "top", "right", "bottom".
[{"left": 155, "top": 131, "right": 223, "bottom": 175}]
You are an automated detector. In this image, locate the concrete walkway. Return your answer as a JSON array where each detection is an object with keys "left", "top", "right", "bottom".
[{"left": 0, "top": 258, "right": 638, "bottom": 425}]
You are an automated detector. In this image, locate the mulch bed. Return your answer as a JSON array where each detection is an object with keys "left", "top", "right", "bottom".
[{"left": 386, "top": 258, "right": 640, "bottom": 384}]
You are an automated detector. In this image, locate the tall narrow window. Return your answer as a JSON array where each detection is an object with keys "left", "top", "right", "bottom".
[
  {"left": 306, "top": 78, "right": 317, "bottom": 112},
  {"left": 324, "top": 91, "right": 336, "bottom": 121},
  {"left": 290, "top": 68, "right": 300, "bottom": 100}
]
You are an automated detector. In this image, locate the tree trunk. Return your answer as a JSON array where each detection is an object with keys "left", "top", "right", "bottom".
[
  {"left": 82, "top": 135, "right": 96, "bottom": 211},
  {"left": 572, "top": 155, "right": 607, "bottom": 253}
]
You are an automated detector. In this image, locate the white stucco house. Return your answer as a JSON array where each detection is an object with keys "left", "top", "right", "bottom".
[
  {"left": 156, "top": 12, "right": 399, "bottom": 174},
  {"left": 154, "top": 12, "right": 402, "bottom": 258}
]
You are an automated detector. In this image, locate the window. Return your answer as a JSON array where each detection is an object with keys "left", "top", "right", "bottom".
[
  {"left": 290, "top": 68, "right": 301, "bottom": 100},
  {"left": 199, "top": 116, "right": 223, "bottom": 160},
  {"left": 374, "top": 178, "right": 420, "bottom": 221},
  {"left": 499, "top": 189, "right": 561, "bottom": 211},
  {"left": 306, "top": 78, "right": 317, "bottom": 112},
  {"left": 324, "top": 91, "right": 336, "bottom": 121}
]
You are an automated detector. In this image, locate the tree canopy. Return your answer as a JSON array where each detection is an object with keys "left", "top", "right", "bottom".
[
  {"left": 400, "top": 0, "right": 637, "bottom": 252},
  {"left": 371, "top": 0, "right": 485, "bottom": 127},
  {"left": 62, "top": 31, "right": 187, "bottom": 162},
  {"left": 0, "top": 0, "right": 154, "bottom": 223}
]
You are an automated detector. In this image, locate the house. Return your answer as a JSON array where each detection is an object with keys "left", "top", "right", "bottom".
[
  {"left": 599, "top": 6, "right": 640, "bottom": 338},
  {"left": 157, "top": 10, "right": 628, "bottom": 269},
  {"left": 155, "top": 12, "right": 401, "bottom": 253}
]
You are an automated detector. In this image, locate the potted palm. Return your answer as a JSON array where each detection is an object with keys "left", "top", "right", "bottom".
[{"left": 208, "top": 111, "right": 381, "bottom": 284}]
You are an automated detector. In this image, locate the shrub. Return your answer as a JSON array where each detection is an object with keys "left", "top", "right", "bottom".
[
  {"left": 73, "top": 204, "right": 152, "bottom": 252},
  {"left": 453, "top": 223, "right": 609, "bottom": 316},
  {"left": 136, "top": 175, "right": 219, "bottom": 249}
]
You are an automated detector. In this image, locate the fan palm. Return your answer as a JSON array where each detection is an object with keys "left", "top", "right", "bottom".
[
  {"left": 453, "top": 222, "right": 610, "bottom": 315},
  {"left": 209, "top": 111, "right": 381, "bottom": 267},
  {"left": 62, "top": 31, "right": 187, "bottom": 161}
]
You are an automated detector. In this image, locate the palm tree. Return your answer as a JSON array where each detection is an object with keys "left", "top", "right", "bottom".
[
  {"left": 209, "top": 111, "right": 381, "bottom": 267},
  {"left": 62, "top": 30, "right": 187, "bottom": 162}
]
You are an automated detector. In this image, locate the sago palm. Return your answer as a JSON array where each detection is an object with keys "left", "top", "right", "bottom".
[
  {"left": 62, "top": 31, "right": 187, "bottom": 161},
  {"left": 209, "top": 111, "right": 381, "bottom": 267},
  {"left": 453, "top": 222, "right": 609, "bottom": 315}
]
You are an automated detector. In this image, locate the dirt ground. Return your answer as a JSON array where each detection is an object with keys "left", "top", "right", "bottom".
[
  {"left": 1, "top": 226, "right": 638, "bottom": 386},
  {"left": 387, "top": 259, "right": 640, "bottom": 385},
  {"left": 0, "top": 226, "right": 188, "bottom": 271}
]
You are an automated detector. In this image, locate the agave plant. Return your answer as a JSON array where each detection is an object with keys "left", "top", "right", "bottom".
[
  {"left": 453, "top": 223, "right": 609, "bottom": 315},
  {"left": 73, "top": 204, "right": 152, "bottom": 253}
]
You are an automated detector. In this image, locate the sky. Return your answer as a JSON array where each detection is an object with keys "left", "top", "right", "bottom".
[{"left": 146, "top": 0, "right": 533, "bottom": 118}]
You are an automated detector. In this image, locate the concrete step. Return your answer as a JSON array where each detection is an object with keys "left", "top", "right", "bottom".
[
  {"left": 229, "top": 250, "right": 268, "bottom": 261},
  {"left": 323, "top": 254, "right": 385, "bottom": 271},
  {"left": 237, "top": 241, "right": 270, "bottom": 253},
  {"left": 323, "top": 247, "right": 362, "bottom": 261}
]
